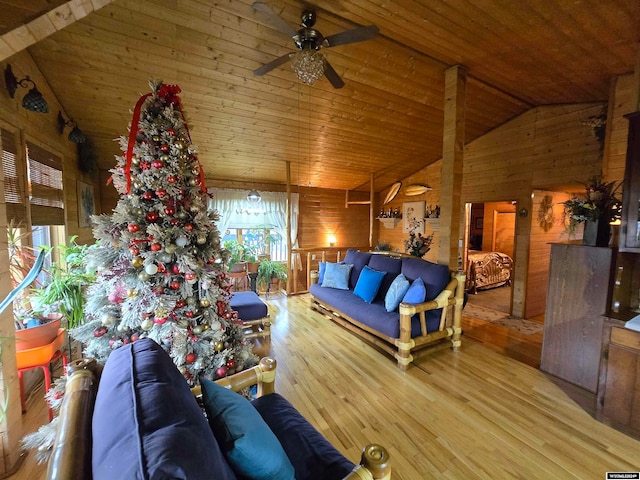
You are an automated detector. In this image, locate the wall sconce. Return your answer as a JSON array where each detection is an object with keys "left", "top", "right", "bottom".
[
  {"left": 57, "top": 111, "right": 86, "bottom": 143},
  {"left": 328, "top": 235, "right": 336, "bottom": 247},
  {"left": 4, "top": 64, "right": 49, "bottom": 113}
]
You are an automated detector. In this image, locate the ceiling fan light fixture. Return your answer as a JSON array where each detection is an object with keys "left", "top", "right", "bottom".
[
  {"left": 291, "top": 47, "right": 325, "bottom": 85},
  {"left": 247, "top": 189, "right": 262, "bottom": 204}
]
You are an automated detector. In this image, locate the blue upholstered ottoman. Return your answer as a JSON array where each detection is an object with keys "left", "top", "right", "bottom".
[{"left": 230, "top": 291, "right": 270, "bottom": 340}]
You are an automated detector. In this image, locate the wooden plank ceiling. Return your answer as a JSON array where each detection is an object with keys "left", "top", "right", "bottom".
[{"left": 6, "top": 0, "right": 640, "bottom": 192}]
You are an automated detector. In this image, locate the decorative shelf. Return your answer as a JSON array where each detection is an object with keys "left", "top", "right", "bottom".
[{"left": 377, "top": 217, "right": 402, "bottom": 229}]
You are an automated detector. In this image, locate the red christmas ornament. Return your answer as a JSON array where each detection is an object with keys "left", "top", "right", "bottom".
[
  {"left": 140, "top": 161, "right": 151, "bottom": 170},
  {"left": 160, "top": 144, "right": 169, "bottom": 152},
  {"left": 172, "top": 264, "right": 181, "bottom": 274},
  {"left": 131, "top": 333, "right": 140, "bottom": 342},
  {"left": 164, "top": 206, "right": 176, "bottom": 216},
  {"left": 150, "top": 242, "right": 162, "bottom": 252},
  {"left": 226, "top": 359, "right": 236, "bottom": 369},
  {"left": 216, "top": 366, "right": 228, "bottom": 378},
  {"left": 142, "top": 191, "right": 154, "bottom": 200},
  {"left": 146, "top": 212, "right": 159, "bottom": 222},
  {"left": 184, "top": 223, "right": 194, "bottom": 232},
  {"left": 185, "top": 310, "right": 194, "bottom": 318},
  {"left": 167, "top": 129, "right": 176, "bottom": 136},
  {"left": 185, "top": 353, "right": 196, "bottom": 364},
  {"left": 156, "top": 188, "right": 167, "bottom": 198},
  {"left": 154, "top": 317, "right": 168, "bottom": 325},
  {"left": 151, "top": 159, "right": 164, "bottom": 169},
  {"left": 170, "top": 280, "right": 181, "bottom": 290},
  {"left": 127, "top": 223, "right": 140, "bottom": 233},
  {"left": 157, "top": 263, "right": 166, "bottom": 273},
  {"left": 184, "top": 272, "right": 196, "bottom": 281},
  {"left": 129, "top": 246, "right": 140, "bottom": 256},
  {"left": 167, "top": 175, "right": 177, "bottom": 183},
  {"left": 225, "top": 312, "right": 232, "bottom": 319},
  {"left": 175, "top": 300, "right": 186, "bottom": 309},
  {"left": 170, "top": 218, "right": 179, "bottom": 226},
  {"left": 93, "top": 326, "right": 108, "bottom": 338},
  {"left": 153, "top": 286, "right": 165, "bottom": 294}
]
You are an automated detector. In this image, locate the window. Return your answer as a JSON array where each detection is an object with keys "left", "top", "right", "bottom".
[
  {"left": 1, "top": 128, "right": 27, "bottom": 224},
  {"left": 222, "top": 227, "right": 285, "bottom": 261},
  {"left": 26, "top": 141, "right": 64, "bottom": 226}
]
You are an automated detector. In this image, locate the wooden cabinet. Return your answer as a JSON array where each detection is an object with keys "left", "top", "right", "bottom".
[
  {"left": 540, "top": 244, "right": 615, "bottom": 392},
  {"left": 598, "top": 325, "right": 640, "bottom": 438},
  {"left": 619, "top": 111, "right": 640, "bottom": 252}
]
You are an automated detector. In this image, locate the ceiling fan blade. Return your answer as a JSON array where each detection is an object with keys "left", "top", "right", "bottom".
[
  {"left": 253, "top": 52, "right": 293, "bottom": 76},
  {"left": 323, "top": 60, "right": 345, "bottom": 89},
  {"left": 323, "top": 25, "right": 379, "bottom": 48},
  {"left": 252, "top": 2, "right": 297, "bottom": 38}
]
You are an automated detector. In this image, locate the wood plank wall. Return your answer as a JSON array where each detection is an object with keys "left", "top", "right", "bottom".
[
  {"left": 604, "top": 73, "right": 636, "bottom": 182},
  {"left": 377, "top": 161, "right": 442, "bottom": 263},
  {"left": 0, "top": 52, "right": 101, "bottom": 246},
  {"left": 525, "top": 190, "right": 574, "bottom": 318}
]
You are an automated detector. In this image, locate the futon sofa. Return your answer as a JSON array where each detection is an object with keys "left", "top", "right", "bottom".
[
  {"left": 310, "top": 249, "right": 465, "bottom": 369},
  {"left": 46, "top": 338, "right": 390, "bottom": 480}
]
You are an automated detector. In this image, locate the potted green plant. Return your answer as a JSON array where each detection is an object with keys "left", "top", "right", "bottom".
[
  {"left": 27, "top": 237, "right": 96, "bottom": 329},
  {"left": 256, "top": 259, "right": 287, "bottom": 293},
  {"left": 562, "top": 175, "right": 621, "bottom": 247},
  {"left": 222, "top": 240, "right": 257, "bottom": 272}
]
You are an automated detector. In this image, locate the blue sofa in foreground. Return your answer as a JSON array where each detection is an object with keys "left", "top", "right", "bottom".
[
  {"left": 310, "top": 249, "right": 465, "bottom": 370},
  {"left": 46, "top": 339, "right": 390, "bottom": 480}
]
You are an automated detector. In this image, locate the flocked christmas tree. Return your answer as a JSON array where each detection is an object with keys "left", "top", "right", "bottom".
[{"left": 71, "top": 81, "right": 256, "bottom": 385}]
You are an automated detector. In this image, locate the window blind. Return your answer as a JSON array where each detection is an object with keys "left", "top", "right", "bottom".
[
  {"left": 1, "top": 128, "right": 27, "bottom": 224},
  {"left": 26, "top": 141, "right": 65, "bottom": 225}
]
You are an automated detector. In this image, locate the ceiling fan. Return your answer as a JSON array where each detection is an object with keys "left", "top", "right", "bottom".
[{"left": 252, "top": 2, "right": 379, "bottom": 88}]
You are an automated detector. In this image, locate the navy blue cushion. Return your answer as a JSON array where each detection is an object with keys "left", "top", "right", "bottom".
[
  {"left": 367, "top": 255, "right": 402, "bottom": 301},
  {"left": 403, "top": 277, "right": 426, "bottom": 304},
  {"left": 401, "top": 257, "right": 450, "bottom": 302},
  {"left": 230, "top": 291, "right": 268, "bottom": 321},
  {"left": 321, "top": 262, "right": 353, "bottom": 290},
  {"left": 353, "top": 265, "right": 386, "bottom": 303},
  {"left": 342, "top": 249, "right": 373, "bottom": 289},
  {"left": 92, "top": 338, "right": 236, "bottom": 480},
  {"left": 200, "top": 379, "right": 295, "bottom": 480},
  {"left": 384, "top": 273, "right": 410, "bottom": 312},
  {"left": 252, "top": 393, "right": 355, "bottom": 480},
  {"left": 310, "top": 283, "right": 440, "bottom": 337}
]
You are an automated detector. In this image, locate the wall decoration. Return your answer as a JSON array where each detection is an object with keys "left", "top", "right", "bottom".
[
  {"left": 382, "top": 182, "right": 401, "bottom": 204},
  {"left": 78, "top": 181, "right": 95, "bottom": 228},
  {"left": 403, "top": 201, "right": 425, "bottom": 233},
  {"left": 475, "top": 217, "right": 484, "bottom": 229}
]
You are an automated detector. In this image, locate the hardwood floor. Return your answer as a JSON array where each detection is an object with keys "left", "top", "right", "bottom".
[{"left": 10, "top": 293, "right": 640, "bottom": 479}]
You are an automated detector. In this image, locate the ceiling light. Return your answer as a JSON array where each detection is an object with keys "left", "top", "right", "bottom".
[
  {"left": 247, "top": 189, "right": 261, "bottom": 204},
  {"left": 4, "top": 64, "right": 49, "bottom": 113},
  {"left": 290, "top": 47, "right": 325, "bottom": 85}
]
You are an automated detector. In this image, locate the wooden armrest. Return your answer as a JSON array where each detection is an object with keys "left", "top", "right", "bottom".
[
  {"left": 192, "top": 357, "right": 277, "bottom": 398},
  {"left": 343, "top": 444, "right": 391, "bottom": 480},
  {"left": 398, "top": 276, "right": 461, "bottom": 315}
]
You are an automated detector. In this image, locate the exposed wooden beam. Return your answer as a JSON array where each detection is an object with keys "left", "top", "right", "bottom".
[{"left": 0, "top": 0, "right": 115, "bottom": 62}]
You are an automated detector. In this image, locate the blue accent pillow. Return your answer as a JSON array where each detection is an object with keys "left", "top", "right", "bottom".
[
  {"left": 92, "top": 338, "right": 236, "bottom": 480},
  {"left": 321, "top": 262, "right": 353, "bottom": 290},
  {"left": 318, "top": 262, "right": 326, "bottom": 284},
  {"left": 353, "top": 265, "right": 387, "bottom": 303},
  {"left": 201, "top": 378, "right": 295, "bottom": 480},
  {"left": 384, "top": 273, "right": 411, "bottom": 311},
  {"left": 402, "top": 277, "right": 426, "bottom": 305}
]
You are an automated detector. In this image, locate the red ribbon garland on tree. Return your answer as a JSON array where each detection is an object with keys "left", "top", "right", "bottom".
[{"left": 123, "top": 84, "right": 207, "bottom": 194}]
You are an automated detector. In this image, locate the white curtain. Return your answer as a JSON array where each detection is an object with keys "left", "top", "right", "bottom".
[
  {"left": 208, "top": 189, "right": 299, "bottom": 263},
  {"left": 290, "top": 194, "right": 301, "bottom": 271}
]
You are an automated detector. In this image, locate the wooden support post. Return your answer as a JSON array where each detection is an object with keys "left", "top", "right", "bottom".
[
  {"left": 286, "top": 161, "right": 292, "bottom": 295},
  {"left": 438, "top": 65, "right": 467, "bottom": 269},
  {"left": 369, "top": 173, "right": 375, "bottom": 249}
]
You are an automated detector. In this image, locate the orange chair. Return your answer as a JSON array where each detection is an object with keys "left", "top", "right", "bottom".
[{"left": 16, "top": 328, "right": 68, "bottom": 421}]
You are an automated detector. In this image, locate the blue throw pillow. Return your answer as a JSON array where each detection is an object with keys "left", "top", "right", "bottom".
[
  {"left": 318, "top": 262, "right": 326, "bottom": 284},
  {"left": 384, "top": 273, "right": 411, "bottom": 311},
  {"left": 402, "top": 277, "right": 426, "bottom": 305},
  {"left": 321, "top": 262, "right": 353, "bottom": 290},
  {"left": 353, "top": 265, "right": 386, "bottom": 303},
  {"left": 200, "top": 378, "right": 295, "bottom": 480}
]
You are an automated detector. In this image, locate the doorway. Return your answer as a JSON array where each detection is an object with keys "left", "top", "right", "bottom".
[{"left": 464, "top": 201, "right": 516, "bottom": 316}]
